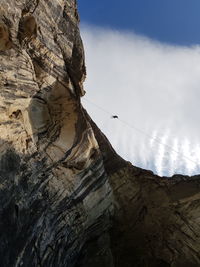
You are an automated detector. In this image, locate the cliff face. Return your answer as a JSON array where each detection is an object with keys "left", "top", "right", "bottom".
[{"left": 0, "top": 1, "right": 200, "bottom": 267}]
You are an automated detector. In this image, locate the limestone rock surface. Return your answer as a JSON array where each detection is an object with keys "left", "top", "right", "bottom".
[{"left": 0, "top": 1, "right": 199, "bottom": 267}]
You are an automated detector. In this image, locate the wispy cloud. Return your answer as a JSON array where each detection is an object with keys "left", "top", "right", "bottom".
[{"left": 81, "top": 24, "right": 200, "bottom": 176}]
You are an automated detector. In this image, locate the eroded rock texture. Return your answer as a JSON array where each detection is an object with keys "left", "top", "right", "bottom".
[{"left": 0, "top": 1, "right": 199, "bottom": 266}]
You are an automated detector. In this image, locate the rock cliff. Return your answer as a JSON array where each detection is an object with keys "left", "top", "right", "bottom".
[{"left": 0, "top": 1, "right": 199, "bottom": 266}]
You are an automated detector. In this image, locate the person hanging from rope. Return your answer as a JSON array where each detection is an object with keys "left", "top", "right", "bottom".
[{"left": 111, "top": 115, "right": 118, "bottom": 119}]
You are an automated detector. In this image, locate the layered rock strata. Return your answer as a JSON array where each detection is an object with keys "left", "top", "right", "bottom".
[{"left": 0, "top": 1, "right": 199, "bottom": 266}]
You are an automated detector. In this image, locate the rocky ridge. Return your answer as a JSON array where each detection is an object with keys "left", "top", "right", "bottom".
[{"left": 0, "top": 1, "right": 199, "bottom": 266}]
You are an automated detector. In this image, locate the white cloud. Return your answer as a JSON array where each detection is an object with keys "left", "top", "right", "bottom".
[{"left": 81, "top": 24, "right": 200, "bottom": 176}]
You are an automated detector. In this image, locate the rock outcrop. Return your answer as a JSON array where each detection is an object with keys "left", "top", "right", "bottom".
[{"left": 0, "top": 1, "right": 199, "bottom": 266}]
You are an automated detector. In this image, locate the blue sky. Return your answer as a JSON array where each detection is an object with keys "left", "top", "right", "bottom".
[
  {"left": 78, "top": 1, "right": 200, "bottom": 176},
  {"left": 78, "top": 0, "right": 200, "bottom": 45}
]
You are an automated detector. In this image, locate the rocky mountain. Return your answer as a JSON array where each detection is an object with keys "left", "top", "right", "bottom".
[{"left": 0, "top": 0, "right": 199, "bottom": 266}]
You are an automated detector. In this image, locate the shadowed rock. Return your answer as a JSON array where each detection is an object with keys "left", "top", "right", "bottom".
[{"left": 0, "top": 22, "right": 12, "bottom": 51}]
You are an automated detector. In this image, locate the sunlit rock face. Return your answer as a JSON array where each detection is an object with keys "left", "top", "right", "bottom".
[
  {"left": 0, "top": 1, "right": 113, "bottom": 266},
  {"left": 0, "top": 1, "right": 200, "bottom": 267}
]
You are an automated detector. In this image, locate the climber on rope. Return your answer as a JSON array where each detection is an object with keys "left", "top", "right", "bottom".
[{"left": 111, "top": 115, "right": 119, "bottom": 119}]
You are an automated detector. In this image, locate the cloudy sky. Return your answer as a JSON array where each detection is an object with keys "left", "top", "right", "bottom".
[{"left": 78, "top": 1, "right": 200, "bottom": 176}]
